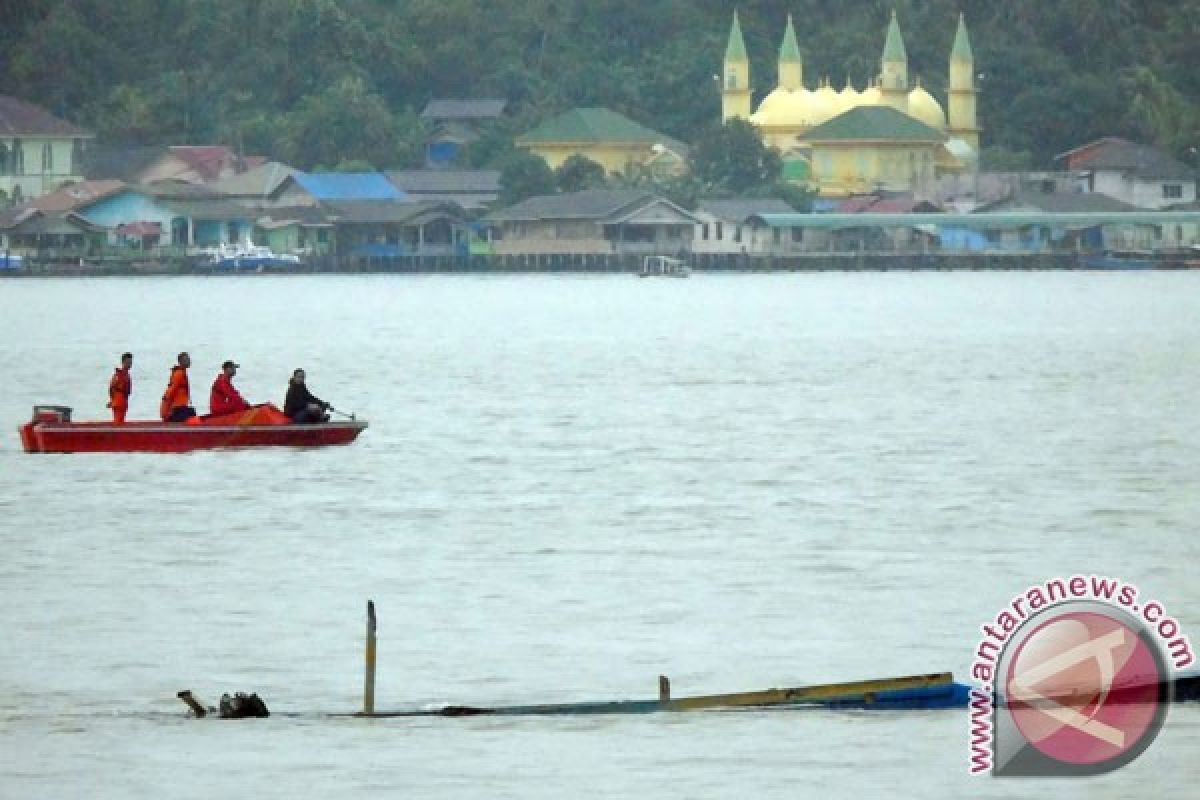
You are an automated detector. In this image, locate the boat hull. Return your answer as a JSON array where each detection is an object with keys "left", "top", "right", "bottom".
[{"left": 19, "top": 419, "right": 366, "bottom": 453}]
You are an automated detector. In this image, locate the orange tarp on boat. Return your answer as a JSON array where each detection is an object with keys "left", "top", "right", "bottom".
[{"left": 186, "top": 403, "right": 293, "bottom": 426}]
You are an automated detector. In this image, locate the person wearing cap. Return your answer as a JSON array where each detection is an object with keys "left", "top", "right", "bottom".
[
  {"left": 210, "top": 360, "right": 251, "bottom": 416},
  {"left": 284, "top": 368, "right": 330, "bottom": 424},
  {"left": 160, "top": 352, "right": 196, "bottom": 422},
  {"left": 106, "top": 352, "right": 133, "bottom": 423}
]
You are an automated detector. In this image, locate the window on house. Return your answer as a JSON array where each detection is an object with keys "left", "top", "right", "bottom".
[
  {"left": 701, "top": 223, "right": 709, "bottom": 241},
  {"left": 772, "top": 228, "right": 781, "bottom": 245},
  {"left": 791, "top": 227, "right": 803, "bottom": 243},
  {"left": 12, "top": 139, "right": 23, "bottom": 175},
  {"left": 1163, "top": 184, "right": 1183, "bottom": 199},
  {"left": 715, "top": 222, "right": 723, "bottom": 240},
  {"left": 317, "top": 229, "right": 329, "bottom": 244},
  {"left": 41, "top": 143, "right": 53, "bottom": 172},
  {"left": 726, "top": 72, "right": 738, "bottom": 90},
  {"left": 733, "top": 225, "right": 742, "bottom": 243}
]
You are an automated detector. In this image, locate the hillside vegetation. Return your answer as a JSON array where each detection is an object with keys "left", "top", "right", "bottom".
[{"left": 1, "top": 0, "right": 1196, "bottom": 170}]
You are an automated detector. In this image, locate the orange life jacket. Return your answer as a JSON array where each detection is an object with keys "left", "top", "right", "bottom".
[
  {"left": 160, "top": 366, "right": 191, "bottom": 420},
  {"left": 109, "top": 367, "right": 132, "bottom": 411}
]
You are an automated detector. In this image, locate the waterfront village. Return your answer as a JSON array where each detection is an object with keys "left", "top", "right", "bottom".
[{"left": 2, "top": 11, "right": 1199, "bottom": 274}]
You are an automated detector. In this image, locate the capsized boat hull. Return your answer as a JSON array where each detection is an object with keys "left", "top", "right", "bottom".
[{"left": 18, "top": 404, "right": 366, "bottom": 453}]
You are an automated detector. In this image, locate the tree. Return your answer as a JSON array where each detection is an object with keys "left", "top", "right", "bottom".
[
  {"left": 275, "top": 76, "right": 421, "bottom": 170},
  {"left": 980, "top": 146, "right": 1034, "bottom": 172},
  {"left": 555, "top": 154, "right": 607, "bottom": 193},
  {"left": 767, "top": 181, "right": 815, "bottom": 212},
  {"left": 689, "top": 118, "right": 783, "bottom": 195},
  {"left": 498, "top": 150, "right": 556, "bottom": 206}
]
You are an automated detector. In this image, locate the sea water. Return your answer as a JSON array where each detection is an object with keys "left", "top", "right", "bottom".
[{"left": 2, "top": 272, "right": 1198, "bottom": 798}]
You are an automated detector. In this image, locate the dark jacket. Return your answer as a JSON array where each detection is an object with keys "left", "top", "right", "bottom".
[{"left": 284, "top": 381, "right": 324, "bottom": 418}]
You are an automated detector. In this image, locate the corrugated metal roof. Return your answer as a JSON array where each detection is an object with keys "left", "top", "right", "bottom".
[
  {"left": 517, "top": 108, "right": 673, "bottom": 146},
  {"left": 324, "top": 200, "right": 462, "bottom": 224},
  {"left": 165, "top": 146, "right": 239, "bottom": 181},
  {"left": 291, "top": 173, "right": 409, "bottom": 201},
  {"left": 30, "top": 180, "right": 127, "bottom": 212},
  {"left": 387, "top": 170, "right": 501, "bottom": 193},
  {"left": 487, "top": 189, "right": 653, "bottom": 221},
  {"left": 802, "top": 106, "right": 944, "bottom": 143},
  {"left": 750, "top": 211, "right": 1200, "bottom": 229},
  {"left": 140, "top": 179, "right": 221, "bottom": 200},
  {"left": 256, "top": 205, "right": 334, "bottom": 226},
  {"left": 0, "top": 95, "right": 91, "bottom": 137},
  {"left": 487, "top": 189, "right": 697, "bottom": 224},
  {"left": 697, "top": 197, "right": 794, "bottom": 222},
  {"left": 421, "top": 99, "right": 507, "bottom": 120},
  {"left": 1059, "top": 138, "right": 1194, "bottom": 180},
  {"left": 209, "top": 162, "right": 298, "bottom": 196},
  {"left": 977, "top": 191, "right": 1140, "bottom": 214},
  {"left": 162, "top": 199, "right": 256, "bottom": 220},
  {"left": 0, "top": 206, "right": 40, "bottom": 230}
]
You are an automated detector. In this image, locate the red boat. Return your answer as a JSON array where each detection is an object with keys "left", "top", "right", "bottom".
[{"left": 18, "top": 404, "right": 367, "bottom": 453}]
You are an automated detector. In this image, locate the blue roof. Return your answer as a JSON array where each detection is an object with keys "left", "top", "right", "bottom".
[{"left": 292, "top": 172, "right": 409, "bottom": 201}]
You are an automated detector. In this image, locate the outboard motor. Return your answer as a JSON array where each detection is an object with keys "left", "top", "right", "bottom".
[{"left": 32, "top": 405, "right": 72, "bottom": 423}]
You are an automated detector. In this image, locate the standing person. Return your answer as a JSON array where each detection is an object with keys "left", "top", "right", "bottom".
[
  {"left": 107, "top": 352, "right": 133, "bottom": 423},
  {"left": 160, "top": 352, "right": 196, "bottom": 422},
  {"left": 210, "top": 360, "right": 251, "bottom": 415},
  {"left": 284, "top": 368, "right": 330, "bottom": 424}
]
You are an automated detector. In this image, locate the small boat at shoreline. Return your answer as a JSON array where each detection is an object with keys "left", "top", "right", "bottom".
[
  {"left": 18, "top": 404, "right": 366, "bottom": 453},
  {"left": 201, "top": 242, "right": 302, "bottom": 271},
  {"left": 639, "top": 255, "right": 691, "bottom": 278}
]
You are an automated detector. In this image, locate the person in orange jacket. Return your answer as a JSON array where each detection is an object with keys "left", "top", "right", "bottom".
[
  {"left": 160, "top": 351, "right": 196, "bottom": 422},
  {"left": 107, "top": 352, "right": 133, "bottom": 423},
  {"left": 210, "top": 360, "right": 251, "bottom": 416}
]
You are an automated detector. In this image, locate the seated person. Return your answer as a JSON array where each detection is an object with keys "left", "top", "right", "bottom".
[
  {"left": 284, "top": 368, "right": 330, "bottom": 423},
  {"left": 210, "top": 360, "right": 251, "bottom": 416}
]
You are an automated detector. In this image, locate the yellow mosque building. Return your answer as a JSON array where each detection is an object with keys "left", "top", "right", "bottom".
[{"left": 722, "top": 10, "right": 980, "bottom": 197}]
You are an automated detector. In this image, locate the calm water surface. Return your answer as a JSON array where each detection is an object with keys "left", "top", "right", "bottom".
[{"left": 2, "top": 272, "right": 1199, "bottom": 798}]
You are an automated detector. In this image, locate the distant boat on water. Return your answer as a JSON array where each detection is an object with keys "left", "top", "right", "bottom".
[
  {"left": 639, "top": 255, "right": 691, "bottom": 278},
  {"left": 202, "top": 242, "right": 302, "bottom": 271}
]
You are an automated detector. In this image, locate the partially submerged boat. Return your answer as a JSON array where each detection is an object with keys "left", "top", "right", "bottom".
[{"left": 18, "top": 404, "right": 366, "bottom": 453}]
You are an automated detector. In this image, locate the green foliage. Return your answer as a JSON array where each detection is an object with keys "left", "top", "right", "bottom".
[
  {"left": 980, "top": 146, "right": 1034, "bottom": 172},
  {"left": 766, "top": 181, "right": 815, "bottom": 212},
  {"left": 498, "top": 150, "right": 556, "bottom": 205},
  {"left": 315, "top": 159, "right": 375, "bottom": 173},
  {"left": 690, "top": 118, "right": 783, "bottom": 194},
  {"left": 555, "top": 155, "right": 607, "bottom": 193},
  {"left": 1, "top": 0, "right": 1199, "bottom": 169},
  {"left": 274, "top": 77, "right": 424, "bottom": 170}
]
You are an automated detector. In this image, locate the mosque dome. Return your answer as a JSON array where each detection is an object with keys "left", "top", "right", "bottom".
[
  {"left": 907, "top": 85, "right": 946, "bottom": 129},
  {"left": 755, "top": 87, "right": 791, "bottom": 118},
  {"left": 754, "top": 88, "right": 823, "bottom": 129},
  {"left": 859, "top": 85, "right": 884, "bottom": 105},
  {"left": 838, "top": 83, "right": 862, "bottom": 113},
  {"left": 810, "top": 82, "right": 841, "bottom": 124}
]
